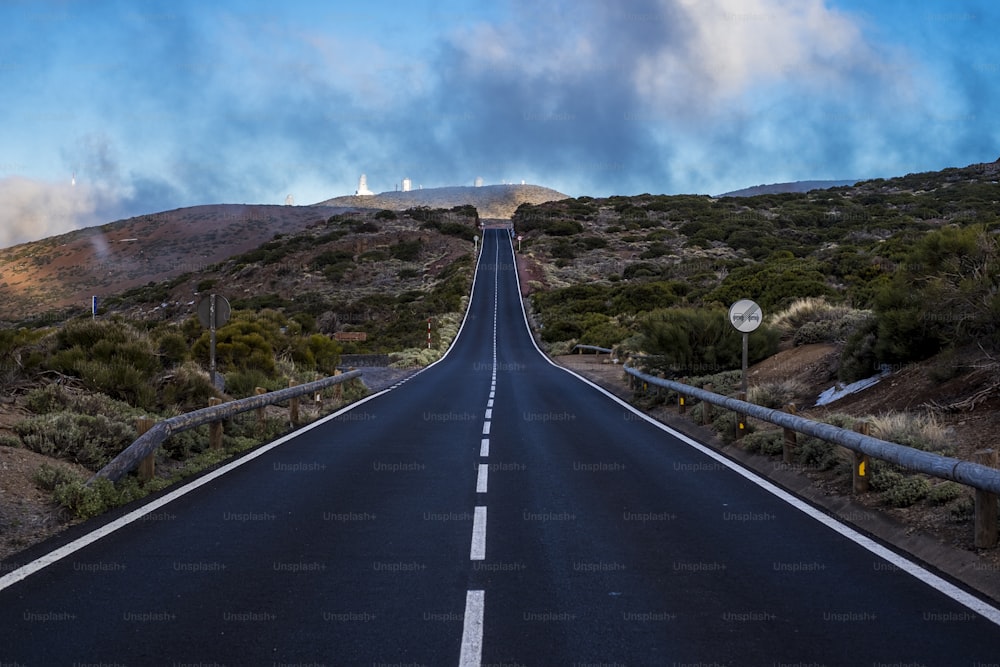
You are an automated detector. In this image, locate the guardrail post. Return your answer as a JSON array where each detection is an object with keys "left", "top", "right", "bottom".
[
  {"left": 702, "top": 385, "right": 713, "bottom": 426},
  {"left": 678, "top": 378, "right": 687, "bottom": 414},
  {"left": 334, "top": 369, "right": 343, "bottom": 402},
  {"left": 289, "top": 379, "right": 300, "bottom": 426},
  {"left": 782, "top": 404, "right": 798, "bottom": 464},
  {"left": 735, "top": 391, "right": 747, "bottom": 440},
  {"left": 208, "top": 397, "right": 224, "bottom": 449},
  {"left": 254, "top": 386, "right": 267, "bottom": 433},
  {"left": 136, "top": 417, "right": 156, "bottom": 481},
  {"left": 852, "top": 421, "right": 871, "bottom": 494},
  {"left": 974, "top": 449, "right": 998, "bottom": 548}
]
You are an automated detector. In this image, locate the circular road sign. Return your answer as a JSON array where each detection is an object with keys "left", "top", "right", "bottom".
[
  {"left": 198, "top": 294, "right": 232, "bottom": 329},
  {"left": 729, "top": 299, "right": 763, "bottom": 333}
]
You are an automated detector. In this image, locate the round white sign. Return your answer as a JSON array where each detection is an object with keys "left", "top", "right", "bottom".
[{"left": 729, "top": 299, "right": 762, "bottom": 333}]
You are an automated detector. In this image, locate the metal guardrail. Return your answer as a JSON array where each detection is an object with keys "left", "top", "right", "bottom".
[
  {"left": 572, "top": 345, "right": 613, "bottom": 354},
  {"left": 623, "top": 365, "right": 1000, "bottom": 495},
  {"left": 91, "top": 370, "right": 363, "bottom": 483}
]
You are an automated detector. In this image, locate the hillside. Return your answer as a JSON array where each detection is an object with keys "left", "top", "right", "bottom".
[
  {"left": 0, "top": 204, "right": 352, "bottom": 322},
  {"left": 314, "top": 183, "right": 568, "bottom": 219},
  {"left": 0, "top": 184, "right": 566, "bottom": 323},
  {"left": 718, "top": 179, "right": 858, "bottom": 197}
]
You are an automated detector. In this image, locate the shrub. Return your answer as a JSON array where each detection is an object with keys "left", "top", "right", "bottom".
[
  {"left": 15, "top": 412, "right": 135, "bottom": 470},
  {"left": 839, "top": 317, "right": 879, "bottom": 383},
  {"left": 160, "top": 361, "right": 219, "bottom": 411},
  {"left": 867, "top": 412, "right": 954, "bottom": 455},
  {"left": 883, "top": 476, "right": 931, "bottom": 508},
  {"left": 390, "top": 239, "right": 422, "bottom": 261},
  {"left": 747, "top": 380, "right": 808, "bottom": 409},
  {"left": 640, "top": 308, "right": 779, "bottom": 376},
  {"left": 157, "top": 332, "right": 189, "bottom": 366},
  {"left": 797, "top": 436, "right": 841, "bottom": 470},
  {"left": 742, "top": 430, "right": 784, "bottom": 456},
  {"left": 32, "top": 462, "right": 80, "bottom": 491},
  {"left": 927, "top": 481, "right": 965, "bottom": 506}
]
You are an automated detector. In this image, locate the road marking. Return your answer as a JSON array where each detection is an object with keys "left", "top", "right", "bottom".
[
  {"left": 480, "top": 438, "right": 490, "bottom": 457},
  {"left": 471, "top": 506, "right": 487, "bottom": 560},
  {"left": 487, "top": 399, "right": 494, "bottom": 408},
  {"left": 489, "top": 391, "right": 495, "bottom": 399},
  {"left": 485, "top": 408, "right": 492, "bottom": 419},
  {"left": 482, "top": 421, "right": 491, "bottom": 435},
  {"left": 477, "top": 464, "right": 489, "bottom": 493},
  {"left": 459, "top": 589, "right": 485, "bottom": 667}
]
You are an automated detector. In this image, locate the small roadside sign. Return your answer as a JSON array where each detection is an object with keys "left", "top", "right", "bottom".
[
  {"left": 198, "top": 294, "right": 231, "bottom": 329},
  {"left": 728, "top": 299, "right": 762, "bottom": 333}
]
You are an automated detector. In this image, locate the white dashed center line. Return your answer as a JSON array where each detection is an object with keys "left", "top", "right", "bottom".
[
  {"left": 477, "top": 464, "right": 489, "bottom": 493},
  {"left": 459, "top": 589, "right": 485, "bottom": 667},
  {"left": 471, "top": 506, "right": 487, "bottom": 560}
]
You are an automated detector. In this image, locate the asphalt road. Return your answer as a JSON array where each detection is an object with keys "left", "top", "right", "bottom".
[{"left": 2, "top": 228, "right": 999, "bottom": 666}]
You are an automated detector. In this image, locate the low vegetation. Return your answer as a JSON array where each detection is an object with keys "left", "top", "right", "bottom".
[{"left": 519, "top": 161, "right": 1000, "bottom": 387}]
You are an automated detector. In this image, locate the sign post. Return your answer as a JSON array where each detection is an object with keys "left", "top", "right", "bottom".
[
  {"left": 728, "top": 299, "right": 762, "bottom": 438},
  {"left": 198, "top": 294, "right": 231, "bottom": 390}
]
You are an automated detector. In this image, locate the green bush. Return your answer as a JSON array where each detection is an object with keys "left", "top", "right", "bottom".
[
  {"left": 390, "top": 239, "right": 422, "bottom": 261},
  {"left": 640, "top": 308, "right": 779, "bottom": 376},
  {"left": 839, "top": 317, "right": 879, "bottom": 383},
  {"left": 927, "top": 481, "right": 964, "bottom": 506},
  {"left": 15, "top": 412, "right": 135, "bottom": 470},
  {"left": 742, "top": 430, "right": 784, "bottom": 456},
  {"left": 883, "top": 476, "right": 931, "bottom": 508},
  {"left": 157, "top": 332, "right": 189, "bottom": 366},
  {"left": 797, "top": 436, "right": 841, "bottom": 470}
]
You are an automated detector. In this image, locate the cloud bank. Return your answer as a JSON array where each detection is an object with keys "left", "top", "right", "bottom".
[{"left": 2, "top": 0, "right": 997, "bottom": 247}]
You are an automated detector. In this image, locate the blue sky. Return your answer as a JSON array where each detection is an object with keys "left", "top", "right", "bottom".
[{"left": 1, "top": 0, "right": 998, "bottom": 247}]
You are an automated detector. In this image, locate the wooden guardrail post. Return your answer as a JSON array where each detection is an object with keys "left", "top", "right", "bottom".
[
  {"left": 782, "top": 404, "right": 798, "bottom": 464},
  {"left": 208, "top": 397, "right": 223, "bottom": 449},
  {"left": 334, "top": 369, "right": 343, "bottom": 402},
  {"left": 852, "top": 421, "right": 871, "bottom": 494},
  {"left": 289, "top": 379, "right": 300, "bottom": 426},
  {"left": 255, "top": 387, "right": 267, "bottom": 434},
  {"left": 136, "top": 417, "right": 156, "bottom": 481},
  {"left": 974, "top": 449, "right": 998, "bottom": 548},
  {"left": 702, "top": 385, "right": 713, "bottom": 426},
  {"left": 735, "top": 391, "right": 747, "bottom": 440}
]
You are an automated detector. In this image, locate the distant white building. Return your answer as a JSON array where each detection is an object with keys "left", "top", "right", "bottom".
[
  {"left": 355, "top": 174, "right": 374, "bottom": 196},
  {"left": 284, "top": 194, "right": 294, "bottom": 205},
  {"left": 474, "top": 176, "right": 484, "bottom": 187},
  {"left": 402, "top": 177, "right": 412, "bottom": 192}
]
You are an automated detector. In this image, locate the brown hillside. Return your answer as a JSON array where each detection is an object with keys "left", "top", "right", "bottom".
[{"left": 0, "top": 204, "right": 353, "bottom": 321}]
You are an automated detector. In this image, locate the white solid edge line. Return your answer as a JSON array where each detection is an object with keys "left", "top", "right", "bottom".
[
  {"left": 480, "top": 438, "right": 490, "bottom": 457},
  {"left": 458, "top": 589, "right": 485, "bottom": 667},
  {"left": 502, "top": 231, "right": 1000, "bottom": 628},
  {"left": 471, "top": 505, "right": 487, "bottom": 560},
  {"left": 0, "top": 235, "right": 499, "bottom": 593},
  {"left": 477, "top": 464, "right": 489, "bottom": 493}
]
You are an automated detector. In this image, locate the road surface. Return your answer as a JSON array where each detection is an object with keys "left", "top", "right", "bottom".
[{"left": 2, "top": 228, "right": 999, "bottom": 666}]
